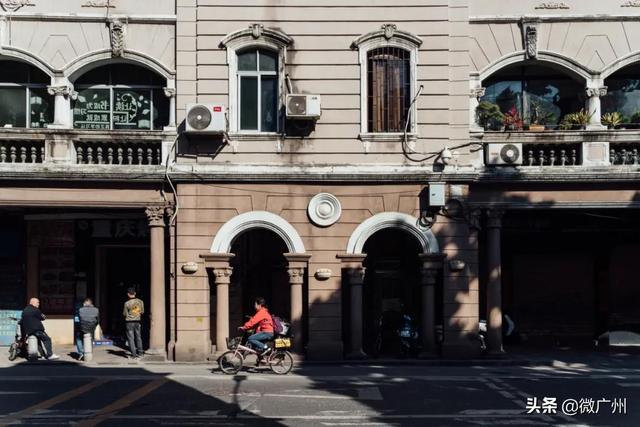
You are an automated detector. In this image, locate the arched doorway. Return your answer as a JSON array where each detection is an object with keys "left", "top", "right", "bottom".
[
  {"left": 226, "top": 229, "right": 290, "bottom": 332},
  {"left": 361, "top": 228, "right": 423, "bottom": 357}
]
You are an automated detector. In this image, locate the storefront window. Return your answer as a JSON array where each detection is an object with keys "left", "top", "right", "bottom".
[
  {"left": 73, "top": 64, "right": 168, "bottom": 130},
  {"left": 0, "top": 61, "right": 53, "bottom": 128},
  {"left": 481, "top": 65, "right": 584, "bottom": 130}
]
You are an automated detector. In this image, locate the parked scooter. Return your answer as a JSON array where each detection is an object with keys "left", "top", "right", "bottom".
[
  {"left": 478, "top": 314, "right": 521, "bottom": 353},
  {"left": 7, "top": 316, "right": 43, "bottom": 361}
]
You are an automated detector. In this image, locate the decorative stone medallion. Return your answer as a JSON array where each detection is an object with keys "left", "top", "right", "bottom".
[
  {"left": 308, "top": 193, "right": 341, "bottom": 227},
  {"left": 0, "top": 0, "right": 35, "bottom": 12}
]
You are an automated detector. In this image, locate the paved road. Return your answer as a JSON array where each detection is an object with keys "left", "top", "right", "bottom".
[{"left": 0, "top": 358, "right": 638, "bottom": 426}]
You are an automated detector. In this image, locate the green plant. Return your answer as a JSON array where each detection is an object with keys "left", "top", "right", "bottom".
[
  {"left": 602, "top": 112, "right": 623, "bottom": 128},
  {"left": 529, "top": 102, "right": 555, "bottom": 125},
  {"left": 559, "top": 109, "right": 593, "bottom": 130},
  {"left": 476, "top": 101, "right": 504, "bottom": 130}
]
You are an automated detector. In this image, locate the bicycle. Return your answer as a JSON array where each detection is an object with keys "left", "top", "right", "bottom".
[{"left": 218, "top": 331, "right": 294, "bottom": 375}]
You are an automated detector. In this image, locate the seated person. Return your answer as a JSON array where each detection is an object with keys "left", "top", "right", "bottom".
[
  {"left": 21, "top": 298, "right": 60, "bottom": 360},
  {"left": 238, "top": 297, "right": 274, "bottom": 358}
]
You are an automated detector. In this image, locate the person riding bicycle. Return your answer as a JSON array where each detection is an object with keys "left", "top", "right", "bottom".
[{"left": 238, "top": 297, "right": 274, "bottom": 361}]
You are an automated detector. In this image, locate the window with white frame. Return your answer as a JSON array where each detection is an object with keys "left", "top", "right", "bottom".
[
  {"left": 237, "top": 48, "right": 279, "bottom": 132},
  {"left": 72, "top": 64, "right": 169, "bottom": 130},
  {"left": 220, "top": 25, "right": 292, "bottom": 135},
  {"left": 0, "top": 60, "right": 53, "bottom": 128},
  {"left": 353, "top": 25, "right": 422, "bottom": 137}
]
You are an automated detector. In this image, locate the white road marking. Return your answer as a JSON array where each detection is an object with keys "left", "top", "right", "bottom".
[
  {"left": 0, "top": 391, "right": 39, "bottom": 395},
  {"left": 617, "top": 382, "right": 640, "bottom": 387},
  {"left": 263, "top": 393, "right": 351, "bottom": 400}
]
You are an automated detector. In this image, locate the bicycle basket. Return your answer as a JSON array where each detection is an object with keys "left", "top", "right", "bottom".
[
  {"left": 226, "top": 336, "right": 242, "bottom": 350},
  {"left": 274, "top": 337, "right": 292, "bottom": 349}
]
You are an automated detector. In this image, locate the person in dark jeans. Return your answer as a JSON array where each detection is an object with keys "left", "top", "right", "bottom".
[
  {"left": 123, "top": 287, "right": 144, "bottom": 359},
  {"left": 77, "top": 298, "right": 100, "bottom": 360},
  {"left": 21, "top": 298, "right": 60, "bottom": 360}
]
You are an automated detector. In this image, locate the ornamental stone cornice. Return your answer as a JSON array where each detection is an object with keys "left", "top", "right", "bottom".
[
  {"left": 219, "top": 24, "right": 293, "bottom": 49},
  {"left": 351, "top": 23, "right": 423, "bottom": 49}
]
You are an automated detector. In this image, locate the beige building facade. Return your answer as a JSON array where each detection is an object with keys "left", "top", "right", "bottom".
[{"left": 2, "top": 0, "right": 640, "bottom": 361}]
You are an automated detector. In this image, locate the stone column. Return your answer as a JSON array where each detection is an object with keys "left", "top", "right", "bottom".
[
  {"left": 469, "top": 86, "right": 486, "bottom": 132},
  {"left": 146, "top": 206, "right": 166, "bottom": 358},
  {"left": 337, "top": 254, "right": 367, "bottom": 359},
  {"left": 164, "top": 87, "right": 177, "bottom": 130},
  {"left": 418, "top": 253, "right": 446, "bottom": 358},
  {"left": 586, "top": 85, "right": 607, "bottom": 130},
  {"left": 200, "top": 253, "right": 235, "bottom": 355},
  {"left": 486, "top": 208, "right": 505, "bottom": 355},
  {"left": 47, "top": 84, "right": 75, "bottom": 129},
  {"left": 284, "top": 253, "right": 311, "bottom": 353}
]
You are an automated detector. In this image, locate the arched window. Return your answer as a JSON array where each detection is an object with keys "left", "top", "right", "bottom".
[
  {"left": 0, "top": 60, "right": 53, "bottom": 128},
  {"left": 367, "top": 47, "right": 411, "bottom": 133},
  {"left": 603, "top": 64, "right": 640, "bottom": 126},
  {"left": 72, "top": 64, "right": 169, "bottom": 130},
  {"left": 481, "top": 65, "right": 584, "bottom": 130},
  {"left": 236, "top": 48, "right": 278, "bottom": 132}
]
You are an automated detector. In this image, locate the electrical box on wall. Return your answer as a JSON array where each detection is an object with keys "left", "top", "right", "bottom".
[{"left": 428, "top": 183, "right": 446, "bottom": 207}]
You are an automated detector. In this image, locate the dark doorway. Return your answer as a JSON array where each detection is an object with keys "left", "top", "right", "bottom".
[
  {"left": 99, "top": 246, "right": 150, "bottom": 347},
  {"left": 226, "top": 229, "right": 289, "bottom": 334},
  {"left": 362, "top": 228, "right": 421, "bottom": 357}
]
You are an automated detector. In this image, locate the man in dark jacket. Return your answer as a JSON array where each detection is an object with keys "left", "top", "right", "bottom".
[
  {"left": 76, "top": 298, "right": 100, "bottom": 360},
  {"left": 21, "top": 298, "right": 60, "bottom": 360}
]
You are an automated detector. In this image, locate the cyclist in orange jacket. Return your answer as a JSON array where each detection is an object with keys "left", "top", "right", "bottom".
[{"left": 238, "top": 297, "right": 274, "bottom": 357}]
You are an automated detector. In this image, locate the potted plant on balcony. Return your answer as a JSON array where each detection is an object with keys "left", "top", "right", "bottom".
[
  {"left": 602, "top": 112, "right": 624, "bottom": 130},
  {"left": 629, "top": 112, "right": 640, "bottom": 129},
  {"left": 503, "top": 106, "right": 524, "bottom": 131},
  {"left": 559, "top": 109, "right": 592, "bottom": 130},
  {"left": 528, "top": 102, "right": 555, "bottom": 132},
  {"left": 476, "top": 101, "right": 504, "bottom": 131}
]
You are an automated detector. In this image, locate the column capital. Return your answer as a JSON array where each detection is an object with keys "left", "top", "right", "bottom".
[
  {"left": 470, "top": 87, "right": 486, "bottom": 99},
  {"left": 213, "top": 266, "right": 233, "bottom": 285},
  {"left": 336, "top": 253, "right": 367, "bottom": 269},
  {"left": 468, "top": 208, "right": 483, "bottom": 231},
  {"left": 586, "top": 86, "right": 607, "bottom": 98},
  {"left": 47, "top": 85, "right": 77, "bottom": 100},
  {"left": 163, "top": 87, "right": 176, "bottom": 98},
  {"left": 145, "top": 206, "right": 166, "bottom": 227},
  {"left": 486, "top": 208, "right": 505, "bottom": 229},
  {"left": 287, "top": 267, "right": 305, "bottom": 284},
  {"left": 199, "top": 252, "right": 235, "bottom": 269},
  {"left": 284, "top": 252, "right": 312, "bottom": 269},
  {"left": 346, "top": 267, "right": 366, "bottom": 285},
  {"left": 418, "top": 253, "right": 447, "bottom": 270}
]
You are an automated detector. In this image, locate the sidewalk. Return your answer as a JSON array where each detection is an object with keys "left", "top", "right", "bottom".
[{"left": 1, "top": 344, "right": 636, "bottom": 367}]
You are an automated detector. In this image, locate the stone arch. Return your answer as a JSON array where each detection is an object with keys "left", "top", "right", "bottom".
[
  {"left": 601, "top": 51, "right": 640, "bottom": 79},
  {"left": 210, "top": 211, "right": 306, "bottom": 254},
  {"left": 63, "top": 49, "right": 175, "bottom": 82},
  {"left": 477, "top": 50, "right": 593, "bottom": 83},
  {"left": 346, "top": 212, "right": 439, "bottom": 255},
  {"left": 0, "top": 47, "right": 55, "bottom": 78}
]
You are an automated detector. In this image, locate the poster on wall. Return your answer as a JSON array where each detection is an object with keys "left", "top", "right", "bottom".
[{"left": 39, "top": 248, "right": 75, "bottom": 315}]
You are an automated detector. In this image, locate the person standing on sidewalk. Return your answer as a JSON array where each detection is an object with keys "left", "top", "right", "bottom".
[
  {"left": 21, "top": 298, "right": 60, "bottom": 360},
  {"left": 77, "top": 298, "right": 99, "bottom": 361},
  {"left": 123, "top": 287, "right": 144, "bottom": 359}
]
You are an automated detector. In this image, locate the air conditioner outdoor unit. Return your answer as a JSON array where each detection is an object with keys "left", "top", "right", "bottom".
[
  {"left": 286, "top": 94, "right": 321, "bottom": 119},
  {"left": 185, "top": 103, "right": 226, "bottom": 133},
  {"left": 485, "top": 143, "right": 523, "bottom": 165}
]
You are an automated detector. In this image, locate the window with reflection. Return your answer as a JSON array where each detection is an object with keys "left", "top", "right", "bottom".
[
  {"left": 481, "top": 65, "right": 584, "bottom": 129},
  {"left": 237, "top": 48, "right": 278, "bottom": 132},
  {"left": 73, "top": 64, "right": 169, "bottom": 130},
  {"left": 603, "top": 64, "right": 640, "bottom": 126},
  {"left": 0, "top": 61, "right": 53, "bottom": 128}
]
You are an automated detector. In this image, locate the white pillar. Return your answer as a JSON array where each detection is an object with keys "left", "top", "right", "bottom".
[
  {"left": 586, "top": 84, "right": 607, "bottom": 130},
  {"left": 469, "top": 84, "right": 485, "bottom": 132},
  {"left": 164, "top": 87, "right": 177, "bottom": 130},
  {"left": 83, "top": 332, "right": 93, "bottom": 362},
  {"left": 47, "top": 81, "right": 75, "bottom": 129}
]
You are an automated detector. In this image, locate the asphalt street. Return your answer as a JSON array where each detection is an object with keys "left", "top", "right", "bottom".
[{"left": 0, "top": 357, "right": 638, "bottom": 426}]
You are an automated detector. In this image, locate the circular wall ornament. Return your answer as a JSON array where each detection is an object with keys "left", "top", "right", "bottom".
[{"left": 308, "top": 193, "right": 342, "bottom": 227}]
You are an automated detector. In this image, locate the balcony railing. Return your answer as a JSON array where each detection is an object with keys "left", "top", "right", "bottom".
[{"left": 0, "top": 128, "right": 172, "bottom": 166}]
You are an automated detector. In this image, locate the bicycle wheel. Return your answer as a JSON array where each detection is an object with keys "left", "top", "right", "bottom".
[
  {"left": 269, "top": 350, "right": 294, "bottom": 375},
  {"left": 8, "top": 343, "right": 18, "bottom": 361},
  {"left": 219, "top": 351, "right": 244, "bottom": 375}
]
